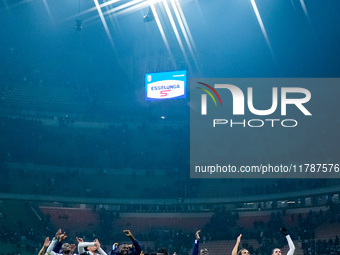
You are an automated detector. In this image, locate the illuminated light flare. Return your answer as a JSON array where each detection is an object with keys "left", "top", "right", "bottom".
[
  {"left": 250, "top": 0, "right": 272, "bottom": 53},
  {"left": 100, "top": 0, "right": 145, "bottom": 18},
  {"left": 162, "top": 0, "right": 191, "bottom": 71},
  {"left": 174, "top": 0, "right": 197, "bottom": 52},
  {"left": 299, "top": 0, "right": 309, "bottom": 19},
  {"left": 42, "top": 0, "right": 53, "bottom": 22},
  {"left": 170, "top": 0, "right": 200, "bottom": 71},
  {"left": 101, "top": 0, "right": 124, "bottom": 34},
  {"left": 114, "top": 1, "right": 150, "bottom": 16},
  {"left": 299, "top": 0, "right": 315, "bottom": 36},
  {"left": 250, "top": 0, "right": 278, "bottom": 67},
  {"left": 66, "top": 0, "right": 122, "bottom": 21},
  {"left": 290, "top": 0, "right": 298, "bottom": 16},
  {"left": 85, "top": 0, "right": 149, "bottom": 23},
  {"left": 69, "top": 0, "right": 196, "bottom": 71},
  {"left": 93, "top": 0, "right": 116, "bottom": 50},
  {"left": 148, "top": 0, "right": 177, "bottom": 68}
]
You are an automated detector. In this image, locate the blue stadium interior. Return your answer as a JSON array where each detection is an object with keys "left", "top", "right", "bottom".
[{"left": 0, "top": 1, "right": 340, "bottom": 255}]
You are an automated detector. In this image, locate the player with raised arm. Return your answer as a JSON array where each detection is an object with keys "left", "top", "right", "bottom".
[
  {"left": 47, "top": 229, "right": 76, "bottom": 255},
  {"left": 231, "top": 234, "right": 250, "bottom": 255},
  {"left": 271, "top": 228, "right": 295, "bottom": 255},
  {"left": 77, "top": 237, "right": 107, "bottom": 255},
  {"left": 192, "top": 230, "right": 209, "bottom": 255}
]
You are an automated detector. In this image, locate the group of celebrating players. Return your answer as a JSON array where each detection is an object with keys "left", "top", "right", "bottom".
[{"left": 39, "top": 228, "right": 295, "bottom": 255}]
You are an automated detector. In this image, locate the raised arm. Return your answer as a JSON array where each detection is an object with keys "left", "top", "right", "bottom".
[
  {"left": 124, "top": 230, "right": 137, "bottom": 242},
  {"left": 108, "top": 243, "right": 119, "bottom": 255},
  {"left": 47, "top": 229, "right": 62, "bottom": 255},
  {"left": 286, "top": 235, "right": 295, "bottom": 255},
  {"left": 124, "top": 230, "right": 141, "bottom": 255},
  {"left": 38, "top": 237, "right": 50, "bottom": 255},
  {"left": 53, "top": 232, "right": 68, "bottom": 253},
  {"left": 94, "top": 238, "right": 108, "bottom": 255},
  {"left": 46, "top": 238, "right": 58, "bottom": 255},
  {"left": 77, "top": 241, "right": 95, "bottom": 255},
  {"left": 232, "top": 234, "right": 242, "bottom": 255},
  {"left": 280, "top": 228, "right": 295, "bottom": 255},
  {"left": 192, "top": 230, "right": 201, "bottom": 255}
]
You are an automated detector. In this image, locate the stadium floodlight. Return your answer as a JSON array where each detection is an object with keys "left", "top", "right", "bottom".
[
  {"left": 75, "top": 19, "right": 83, "bottom": 31},
  {"left": 143, "top": 6, "right": 154, "bottom": 22}
]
